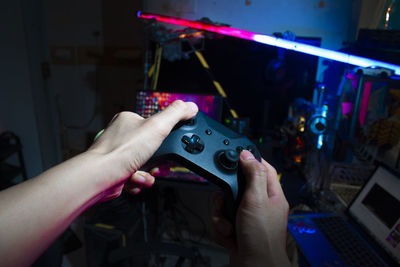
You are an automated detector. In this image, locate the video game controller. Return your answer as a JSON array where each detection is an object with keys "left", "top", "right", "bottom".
[{"left": 143, "top": 111, "right": 262, "bottom": 223}]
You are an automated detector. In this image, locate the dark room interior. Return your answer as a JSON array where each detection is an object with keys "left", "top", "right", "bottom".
[{"left": 1, "top": 0, "right": 400, "bottom": 266}]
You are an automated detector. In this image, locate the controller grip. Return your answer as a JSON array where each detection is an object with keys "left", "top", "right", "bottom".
[
  {"left": 222, "top": 168, "right": 246, "bottom": 226},
  {"left": 223, "top": 191, "right": 236, "bottom": 224}
]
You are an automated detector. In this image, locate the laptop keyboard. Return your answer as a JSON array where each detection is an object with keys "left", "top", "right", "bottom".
[{"left": 312, "top": 216, "right": 385, "bottom": 267}]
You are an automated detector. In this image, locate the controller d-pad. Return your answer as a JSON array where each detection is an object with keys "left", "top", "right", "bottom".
[{"left": 181, "top": 134, "right": 204, "bottom": 154}]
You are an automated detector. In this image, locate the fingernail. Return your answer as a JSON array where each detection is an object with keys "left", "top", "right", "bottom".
[
  {"left": 134, "top": 174, "right": 146, "bottom": 183},
  {"left": 132, "top": 188, "right": 141, "bottom": 194},
  {"left": 186, "top": 102, "right": 198, "bottom": 113},
  {"left": 240, "top": 150, "right": 255, "bottom": 160}
]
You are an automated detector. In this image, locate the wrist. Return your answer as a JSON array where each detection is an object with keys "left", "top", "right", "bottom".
[{"left": 81, "top": 150, "right": 127, "bottom": 193}]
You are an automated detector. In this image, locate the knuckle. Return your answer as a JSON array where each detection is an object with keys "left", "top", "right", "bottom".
[
  {"left": 246, "top": 161, "right": 267, "bottom": 184},
  {"left": 242, "top": 193, "right": 267, "bottom": 210},
  {"left": 149, "top": 119, "right": 170, "bottom": 139},
  {"left": 118, "top": 111, "right": 131, "bottom": 119},
  {"left": 170, "top": 100, "right": 186, "bottom": 111},
  {"left": 118, "top": 111, "right": 142, "bottom": 121},
  {"left": 268, "top": 164, "right": 278, "bottom": 177},
  {"left": 252, "top": 161, "right": 267, "bottom": 176}
]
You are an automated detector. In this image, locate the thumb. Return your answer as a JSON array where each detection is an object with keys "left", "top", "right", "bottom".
[{"left": 145, "top": 100, "right": 198, "bottom": 137}]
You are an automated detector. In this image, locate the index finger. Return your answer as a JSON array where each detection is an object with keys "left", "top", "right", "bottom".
[{"left": 262, "top": 158, "right": 284, "bottom": 198}]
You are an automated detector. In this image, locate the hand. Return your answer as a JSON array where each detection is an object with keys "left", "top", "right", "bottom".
[
  {"left": 88, "top": 100, "right": 198, "bottom": 201},
  {"left": 0, "top": 100, "right": 198, "bottom": 267},
  {"left": 212, "top": 150, "right": 290, "bottom": 267}
]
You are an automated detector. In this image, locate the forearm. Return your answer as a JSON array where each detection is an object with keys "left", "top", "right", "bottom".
[
  {"left": 0, "top": 101, "right": 197, "bottom": 267},
  {"left": 0, "top": 151, "right": 117, "bottom": 267}
]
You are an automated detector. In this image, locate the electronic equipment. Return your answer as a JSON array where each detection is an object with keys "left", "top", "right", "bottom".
[
  {"left": 288, "top": 164, "right": 400, "bottom": 266},
  {"left": 142, "top": 111, "right": 261, "bottom": 223},
  {"left": 136, "top": 90, "right": 222, "bottom": 121},
  {"left": 138, "top": 12, "right": 400, "bottom": 75},
  {"left": 281, "top": 92, "right": 329, "bottom": 168},
  {"left": 327, "top": 163, "right": 376, "bottom": 207}
]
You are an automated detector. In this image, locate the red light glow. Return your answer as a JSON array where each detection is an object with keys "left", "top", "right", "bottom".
[
  {"left": 137, "top": 11, "right": 400, "bottom": 75},
  {"left": 138, "top": 12, "right": 257, "bottom": 42}
]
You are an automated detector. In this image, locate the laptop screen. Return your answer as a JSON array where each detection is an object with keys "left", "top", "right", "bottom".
[{"left": 349, "top": 166, "right": 400, "bottom": 263}]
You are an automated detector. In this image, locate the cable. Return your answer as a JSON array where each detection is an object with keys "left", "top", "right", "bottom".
[
  {"left": 150, "top": 45, "right": 163, "bottom": 90},
  {"left": 175, "top": 192, "right": 208, "bottom": 243},
  {"left": 160, "top": 188, "right": 207, "bottom": 243},
  {"left": 184, "top": 38, "right": 239, "bottom": 119},
  {"left": 155, "top": 189, "right": 215, "bottom": 267}
]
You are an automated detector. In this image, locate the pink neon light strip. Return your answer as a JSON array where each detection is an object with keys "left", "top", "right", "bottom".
[
  {"left": 359, "top": 81, "right": 372, "bottom": 126},
  {"left": 137, "top": 11, "right": 400, "bottom": 75},
  {"left": 138, "top": 11, "right": 260, "bottom": 42}
]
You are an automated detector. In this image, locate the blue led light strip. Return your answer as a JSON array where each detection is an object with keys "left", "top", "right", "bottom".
[
  {"left": 138, "top": 12, "right": 400, "bottom": 75},
  {"left": 253, "top": 35, "right": 400, "bottom": 75}
]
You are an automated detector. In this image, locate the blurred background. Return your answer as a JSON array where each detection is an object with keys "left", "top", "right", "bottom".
[{"left": 1, "top": 0, "right": 400, "bottom": 266}]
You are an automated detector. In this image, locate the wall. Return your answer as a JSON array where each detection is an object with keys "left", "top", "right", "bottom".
[
  {"left": 44, "top": 0, "right": 144, "bottom": 156},
  {"left": 44, "top": 0, "right": 103, "bottom": 155},
  {"left": 0, "top": 0, "right": 45, "bottom": 178},
  {"left": 143, "top": 0, "right": 362, "bottom": 81}
]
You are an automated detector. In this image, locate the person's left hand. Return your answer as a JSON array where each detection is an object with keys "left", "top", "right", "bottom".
[{"left": 87, "top": 100, "right": 198, "bottom": 201}]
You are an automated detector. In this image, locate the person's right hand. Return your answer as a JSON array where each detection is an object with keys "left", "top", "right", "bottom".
[
  {"left": 212, "top": 150, "right": 291, "bottom": 267},
  {"left": 87, "top": 100, "right": 198, "bottom": 201}
]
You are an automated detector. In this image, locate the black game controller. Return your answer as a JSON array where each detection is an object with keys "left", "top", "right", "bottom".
[{"left": 143, "top": 111, "right": 261, "bottom": 223}]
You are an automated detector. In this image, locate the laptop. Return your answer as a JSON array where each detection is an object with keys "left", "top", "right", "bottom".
[{"left": 288, "top": 164, "right": 400, "bottom": 266}]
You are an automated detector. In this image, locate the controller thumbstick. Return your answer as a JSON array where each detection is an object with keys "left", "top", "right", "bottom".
[{"left": 217, "top": 149, "right": 239, "bottom": 171}]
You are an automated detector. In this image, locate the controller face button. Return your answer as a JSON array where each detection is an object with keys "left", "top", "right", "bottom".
[
  {"left": 236, "top": 146, "right": 244, "bottom": 153},
  {"left": 181, "top": 134, "right": 204, "bottom": 154},
  {"left": 205, "top": 129, "right": 212, "bottom": 135},
  {"left": 246, "top": 145, "right": 255, "bottom": 154},
  {"left": 216, "top": 149, "right": 239, "bottom": 171},
  {"left": 223, "top": 139, "right": 230, "bottom": 145}
]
